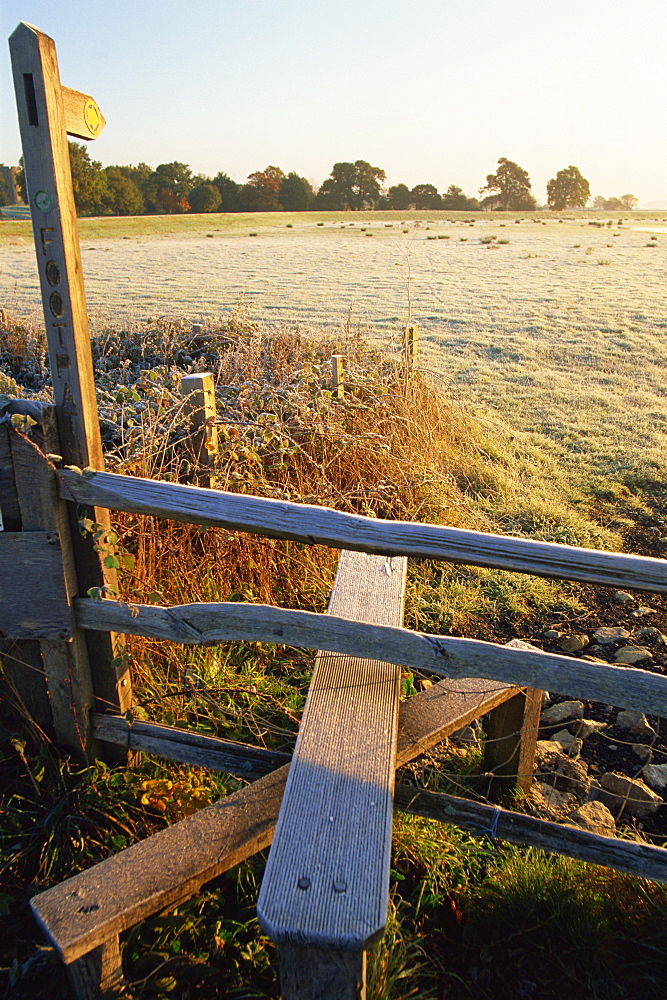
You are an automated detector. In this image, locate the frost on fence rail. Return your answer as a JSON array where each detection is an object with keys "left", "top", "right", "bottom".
[{"left": 73, "top": 598, "right": 667, "bottom": 720}]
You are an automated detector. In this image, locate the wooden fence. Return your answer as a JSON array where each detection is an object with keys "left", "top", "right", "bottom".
[{"left": 4, "top": 19, "right": 667, "bottom": 1000}]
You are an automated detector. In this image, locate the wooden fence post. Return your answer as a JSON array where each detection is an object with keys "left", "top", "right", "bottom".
[
  {"left": 331, "top": 355, "right": 345, "bottom": 398},
  {"left": 180, "top": 372, "right": 218, "bottom": 487},
  {"left": 402, "top": 325, "right": 418, "bottom": 366},
  {"left": 9, "top": 22, "right": 131, "bottom": 724},
  {"left": 484, "top": 687, "right": 542, "bottom": 797}
]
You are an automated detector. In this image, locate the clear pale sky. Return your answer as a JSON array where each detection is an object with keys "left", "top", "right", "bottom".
[{"left": 1, "top": 0, "right": 666, "bottom": 206}]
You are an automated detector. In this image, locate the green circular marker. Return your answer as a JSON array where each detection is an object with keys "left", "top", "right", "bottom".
[{"left": 35, "top": 191, "right": 53, "bottom": 212}]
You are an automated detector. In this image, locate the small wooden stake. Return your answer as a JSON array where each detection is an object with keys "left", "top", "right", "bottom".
[
  {"left": 484, "top": 687, "right": 542, "bottom": 796},
  {"left": 402, "top": 324, "right": 418, "bottom": 366},
  {"left": 331, "top": 354, "right": 345, "bottom": 398},
  {"left": 180, "top": 372, "right": 218, "bottom": 487}
]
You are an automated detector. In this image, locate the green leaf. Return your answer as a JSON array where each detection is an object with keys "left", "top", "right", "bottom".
[{"left": 104, "top": 555, "right": 121, "bottom": 569}]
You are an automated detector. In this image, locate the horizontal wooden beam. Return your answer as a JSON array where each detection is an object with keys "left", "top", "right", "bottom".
[
  {"left": 58, "top": 468, "right": 667, "bottom": 593},
  {"left": 92, "top": 713, "right": 291, "bottom": 777},
  {"left": 394, "top": 785, "right": 667, "bottom": 884},
  {"left": 74, "top": 597, "right": 667, "bottom": 719}
]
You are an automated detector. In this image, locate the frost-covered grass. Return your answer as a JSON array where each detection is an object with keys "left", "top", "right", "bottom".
[{"left": 3, "top": 213, "right": 666, "bottom": 494}]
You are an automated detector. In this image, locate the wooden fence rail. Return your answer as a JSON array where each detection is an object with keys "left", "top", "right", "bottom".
[
  {"left": 58, "top": 467, "right": 667, "bottom": 592},
  {"left": 74, "top": 597, "right": 667, "bottom": 719}
]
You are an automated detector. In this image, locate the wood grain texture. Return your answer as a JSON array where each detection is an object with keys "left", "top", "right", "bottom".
[
  {"left": 66, "top": 937, "right": 122, "bottom": 1000},
  {"left": 279, "top": 945, "right": 365, "bottom": 1000},
  {"left": 257, "top": 553, "right": 405, "bottom": 953},
  {"left": 394, "top": 785, "right": 667, "bottom": 884},
  {"left": 32, "top": 663, "right": 664, "bottom": 966},
  {"left": 58, "top": 467, "right": 667, "bottom": 592},
  {"left": 9, "top": 24, "right": 104, "bottom": 472},
  {"left": 61, "top": 85, "right": 106, "bottom": 141},
  {"left": 92, "top": 713, "right": 292, "bottom": 777},
  {"left": 92, "top": 674, "right": 516, "bottom": 780},
  {"left": 0, "top": 532, "right": 71, "bottom": 639},
  {"left": 180, "top": 372, "right": 218, "bottom": 487},
  {"left": 10, "top": 426, "right": 95, "bottom": 755},
  {"left": 0, "top": 425, "right": 20, "bottom": 527},
  {"left": 74, "top": 597, "right": 667, "bottom": 719},
  {"left": 31, "top": 764, "right": 290, "bottom": 964}
]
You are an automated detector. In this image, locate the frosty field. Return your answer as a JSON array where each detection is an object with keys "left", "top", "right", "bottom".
[{"left": 2, "top": 213, "right": 666, "bottom": 487}]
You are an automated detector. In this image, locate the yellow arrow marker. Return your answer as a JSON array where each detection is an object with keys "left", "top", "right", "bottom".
[{"left": 61, "top": 85, "right": 106, "bottom": 140}]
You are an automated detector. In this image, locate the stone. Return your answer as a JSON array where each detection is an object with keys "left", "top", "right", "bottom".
[
  {"left": 536, "top": 743, "right": 590, "bottom": 797},
  {"left": 595, "top": 772, "right": 663, "bottom": 819},
  {"left": 450, "top": 724, "right": 479, "bottom": 746},
  {"left": 573, "top": 718, "right": 607, "bottom": 740},
  {"left": 504, "top": 638, "right": 542, "bottom": 651},
  {"left": 541, "top": 700, "right": 584, "bottom": 726},
  {"left": 559, "top": 634, "right": 589, "bottom": 653},
  {"left": 566, "top": 801, "right": 616, "bottom": 836},
  {"left": 543, "top": 629, "right": 565, "bottom": 640},
  {"left": 632, "top": 745, "right": 653, "bottom": 764},
  {"left": 533, "top": 781, "right": 578, "bottom": 814},
  {"left": 613, "top": 591, "right": 634, "bottom": 604},
  {"left": 635, "top": 626, "right": 663, "bottom": 640},
  {"left": 593, "top": 626, "right": 632, "bottom": 644},
  {"left": 615, "top": 709, "right": 657, "bottom": 741},
  {"left": 613, "top": 646, "right": 653, "bottom": 665},
  {"left": 550, "top": 730, "right": 583, "bottom": 758},
  {"left": 642, "top": 763, "right": 667, "bottom": 794},
  {"left": 630, "top": 606, "right": 655, "bottom": 618},
  {"left": 642, "top": 764, "right": 667, "bottom": 795}
]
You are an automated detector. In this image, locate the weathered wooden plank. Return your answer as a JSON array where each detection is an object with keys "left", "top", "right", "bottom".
[
  {"left": 31, "top": 764, "right": 290, "bottom": 964},
  {"left": 73, "top": 597, "right": 667, "bottom": 719},
  {"left": 0, "top": 532, "right": 71, "bottom": 639},
  {"left": 257, "top": 552, "right": 406, "bottom": 954},
  {"left": 279, "top": 945, "right": 365, "bottom": 1000},
  {"left": 92, "top": 713, "right": 292, "bottom": 777},
  {"left": 0, "top": 638, "right": 52, "bottom": 734},
  {"left": 66, "top": 937, "right": 122, "bottom": 1000},
  {"left": 58, "top": 467, "right": 667, "bottom": 593},
  {"left": 0, "top": 424, "right": 21, "bottom": 527},
  {"left": 10, "top": 425, "right": 94, "bottom": 755},
  {"left": 396, "top": 677, "right": 518, "bottom": 765},
  {"left": 92, "top": 678, "right": 519, "bottom": 779},
  {"left": 394, "top": 784, "right": 667, "bottom": 884},
  {"left": 33, "top": 764, "right": 667, "bottom": 969}
]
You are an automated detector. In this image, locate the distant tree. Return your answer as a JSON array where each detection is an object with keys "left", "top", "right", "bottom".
[
  {"left": 546, "top": 165, "right": 590, "bottom": 210},
  {"left": 480, "top": 157, "right": 536, "bottom": 210},
  {"left": 143, "top": 162, "right": 193, "bottom": 213},
  {"left": 67, "top": 142, "right": 111, "bottom": 215},
  {"left": 386, "top": 183, "right": 412, "bottom": 210},
  {"left": 314, "top": 160, "right": 386, "bottom": 210},
  {"left": 104, "top": 167, "right": 144, "bottom": 215},
  {"left": 592, "top": 195, "right": 607, "bottom": 210},
  {"left": 189, "top": 183, "right": 222, "bottom": 213},
  {"left": 212, "top": 172, "right": 242, "bottom": 212},
  {"left": 279, "top": 172, "right": 314, "bottom": 211},
  {"left": 410, "top": 184, "right": 442, "bottom": 210},
  {"left": 0, "top": 171, "right": 9, "bottom": 207},
  {"left": 593, "top": 195, "right": 623, "bottom": 210},
  {"left": 441, "top": 184, "right": 479, "bottom": 210},
  {"left": 239, "top": 165, "right": 285, "bottom": 211},
  {"left": 619, "top": 193, "right": 638, "bottom": 210}
]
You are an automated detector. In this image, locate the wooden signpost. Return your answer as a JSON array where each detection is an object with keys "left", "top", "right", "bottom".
[{"left": 9, "top": 22, "right": 131, "bottom": 729}]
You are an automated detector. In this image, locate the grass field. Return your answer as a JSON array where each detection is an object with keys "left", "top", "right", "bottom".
[{"left": 3, "top": 210, "right": 666, "bottom": 494}]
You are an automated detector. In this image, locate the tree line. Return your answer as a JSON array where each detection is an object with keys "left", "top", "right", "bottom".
[{"left": 14, "top": 147, "right": 636, "bottom": 216}]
